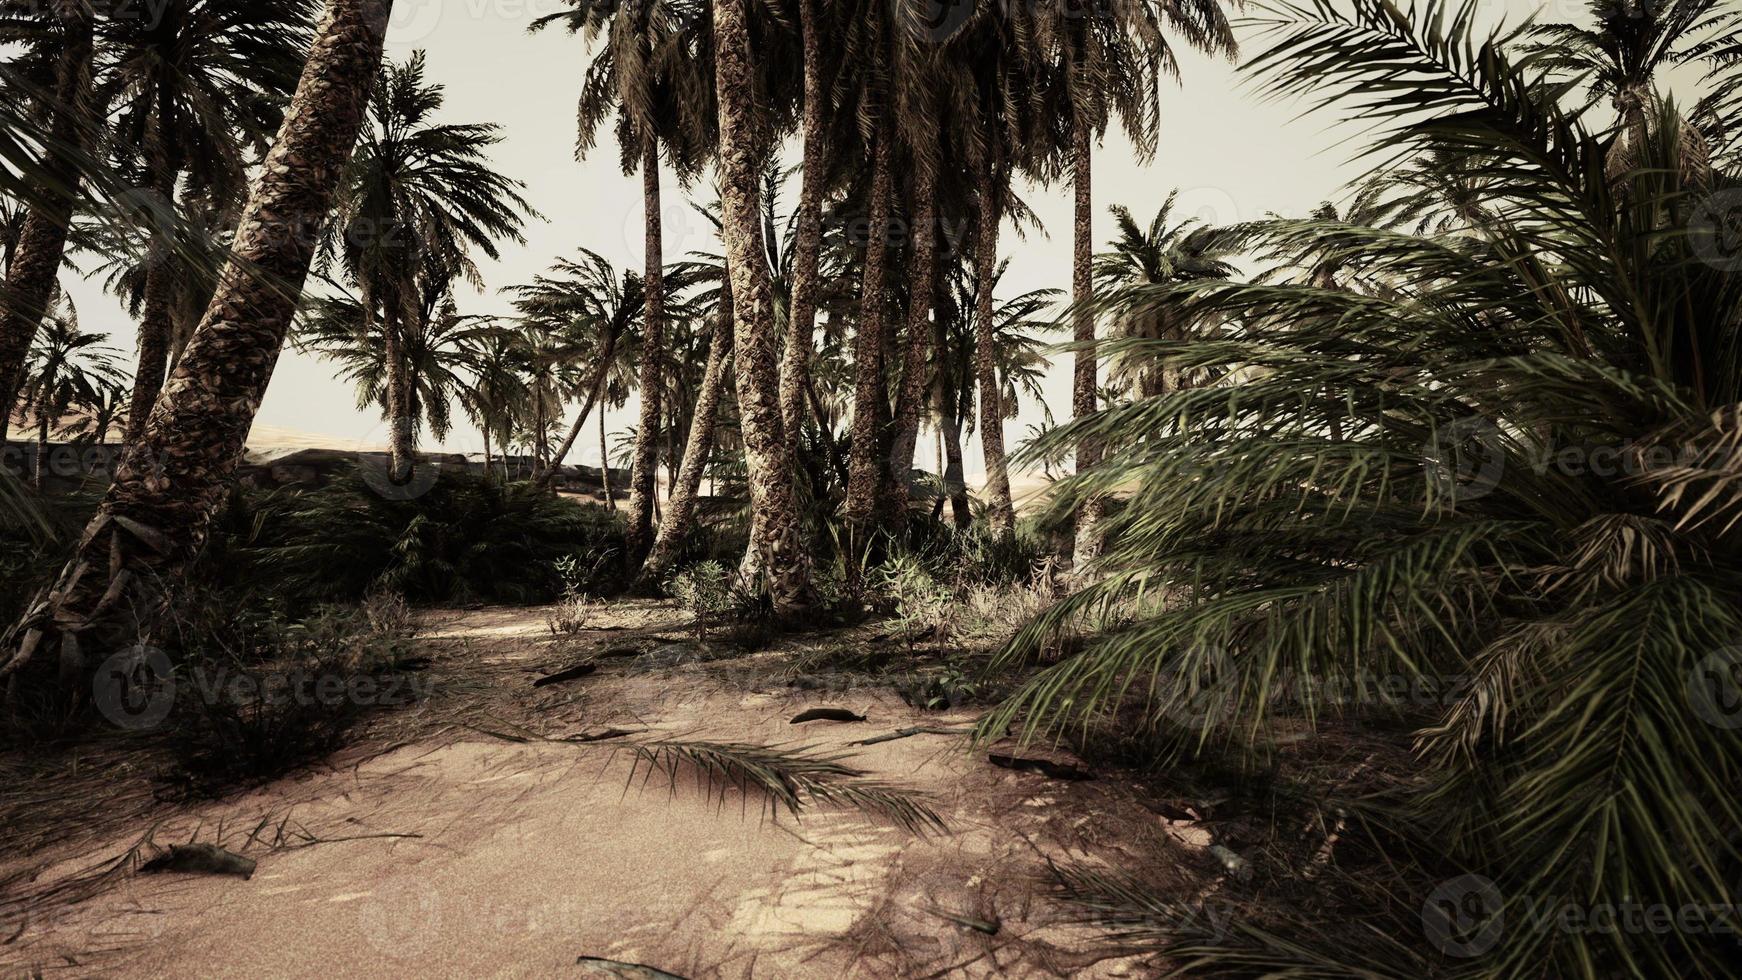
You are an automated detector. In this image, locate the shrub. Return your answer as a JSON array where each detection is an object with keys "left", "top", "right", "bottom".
[
  {"left": 159, "top": 593, "right": 423, "bottom": 795},
  {"left": 989, "top": 4, "right": 1742, "bottom": 976},
  {"left": 252, "top": 471, "right": 624, "bottom": 605}
]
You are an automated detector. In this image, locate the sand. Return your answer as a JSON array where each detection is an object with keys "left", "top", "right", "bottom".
[{"left": 2, "top": 603, "right": 1192, "bottom": 979}]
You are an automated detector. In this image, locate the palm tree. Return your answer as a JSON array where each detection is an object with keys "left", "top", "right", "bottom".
[
  {"left": 1094, "top": 195, "right": 1238, "bottom": 399},
  {"left": 512, "top": 249, "right": 645, "bottom": 489},
  {"left": 777, "top": 0, "right": 835, "bottom": 442},
  {"left": 952, "top": 0, "right": 1063, "bottom": 537},
  {"left": 1529, "top": 0, "right": 1737, "bottom": 180},
  {"left": 840, "top": 0, "right": 903, "bottom": 552},
  {"left": 996, "top": 2, "right": 1742, "bottom": 975},
  {"left": 15, "top": 303, "right": 126, "bottom": 487},
  {"left": 3, "top": 0, "right": 396, "bottom": 692},
  {"left": 515, "top": 316, "right": 590, "bottom": 475},
  {"left": 455, "top": 324, "right": 529, "bottom": 476},
  {"left": 327, "top": 50, "right": 533, "bottom": 482},
  {"left": 299, "top": 290, "right": 495, "bottom": 455},
  {"left": 710, "top": 0, "right": 815, "bottom": 616},
  {"left": 1042, "top": 0, "right": 1238, "bottom": 565},
  {"left": 534, "top": 0, "right": 718, "bottom": 561},
  {"left": 0, "top": 0, "right": 95, "bottom": 445},
  {"left": 98, "top": 0, "right": 318, "bottom": 442},
  {"left": 57, "top": 384, "right": 129, "bottom": 447},
  {"left": 635, "top": 290, "right": 734, "bottom": 587},
  {"left": 930, "top": 257, "right": 1060, "bottom": 527}
]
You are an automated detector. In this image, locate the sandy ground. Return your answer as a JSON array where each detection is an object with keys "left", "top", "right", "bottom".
[{"left": 1, "top": 603, "right": 1194, "bottom": 979}]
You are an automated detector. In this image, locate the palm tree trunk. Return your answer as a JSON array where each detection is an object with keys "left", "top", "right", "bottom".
[
  {"left": 844, "top": 119, "right": 895, "bottom": 550},
  {"left": 0, "top": 3, "right": 95, "bottom": 444},
  {"left": 636, "top": 310, "right": 733, "bottom": 589},
  {"left": 124, "top": 165, "right": 181, "bottom": 444},
  {"left": 625, "top": 138, "right": 665, "bottom": 562},
  {"left": 533, "top": 328, "right": 619, "bottom": 489},
  {"left": 711, "top": 0, "right": 815, "bottom": 617},
  {"left": 779, "top": 0, "right": 827, "bottom": 441},
  {"left": 883, "top": 164, "right": 938, "bottom": 528},
  {"left": 600, "top": 407, "right": 613, "bottom": 509},
  {"left": 1070, "top": 110, "right": 1104, "bottom": 567},
  {"left": 34, "top": 413, "right": 49, "bottom": 490},
  {"left": 974, "top": 155, "right": 1016, "bottom": 537},
  {"left": 1, "top": 0, "right": 395, "bottom": 693},
  {"left": 382, "top": 295, "right": 416, "bottom": 482},
  {"left": 941, "top": 409, "right": 970, "bottom": 529}
]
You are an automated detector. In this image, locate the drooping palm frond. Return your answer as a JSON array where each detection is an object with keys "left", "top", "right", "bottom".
[
  {"left": 628, "top": 738, "right": 947, "bottom": 835},
  {"left": 1049, "top": 861, "right": 1429, "bottom": 979},
  {"left": 981, "top": 2, "right": 1742, "bottom": 976}
]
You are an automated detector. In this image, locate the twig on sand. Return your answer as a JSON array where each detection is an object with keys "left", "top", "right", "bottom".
[
  {"left": 922, "top": 904, "right": 1001, "bottom": 935},
  {"left": 564, "top": 728, "right": 643, "bottom": 743},
  {"left": 532, "top": 662, "right": 598, "bottom": 688},
  {"left": 851, "top": 726, "right": 969, "bottom": 746}
]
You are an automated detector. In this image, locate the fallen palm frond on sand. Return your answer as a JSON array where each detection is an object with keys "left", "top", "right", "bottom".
[
  {"left": 465, "top": 724, "right": 947, "bottom": 835},
  {"left": 628, "top": 739, "right": 947, "bottom": 836}
]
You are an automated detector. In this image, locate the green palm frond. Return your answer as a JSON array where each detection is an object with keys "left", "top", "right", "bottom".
[{"left": 628, "top": 738, "right": 947, "bottom": 834}]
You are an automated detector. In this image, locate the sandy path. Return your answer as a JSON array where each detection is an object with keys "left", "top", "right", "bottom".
[{"left": 2, "top": 604, "right": 1178, "bottom": 979}]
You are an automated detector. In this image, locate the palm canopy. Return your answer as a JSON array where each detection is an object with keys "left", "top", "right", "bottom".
[
  {"left": 1095, "top": 194, "right": 1239, "bottom": 396},
  {"left": 510, "top": 247, "right": 648, "bottom": 358},
  {"left": 530, "top": 0, "right": 721, "bottom": 179},
  {"left": 991, "top": 1, "right": 1742, "bottom": 976},
  {"left": 17, "top": 304, "right": 127, "bottom": 434},
  {"left": 95, "top": 0, "right": 317, "bottom": 197},
  {"left": 329, "top": 50, "right": 535, "bottom": 305},
  {"left": 298, "top": 292, "right": 496, "bottom": 447},
  {"left": 1529, "top": 0, "right": 1737, "bottom": 113}
]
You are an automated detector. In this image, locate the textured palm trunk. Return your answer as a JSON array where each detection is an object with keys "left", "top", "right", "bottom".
[
  {"left": 636, "top": 308, "right": 733, "bottom": 589},
  {"left": 381, "top": 298, "right": 416, "bottom": 482},
  {"left": 883, "top": 165, "right": 938, "bottom": 528},
  {"left": 974, "top": 158, "right": 1016, "bottom": 537},
  {"left": 940, "top": 408, "right": 970, "bottom": 529},
  {"left": 124, "top": 165, "right": 181, "bottom": 445},
  {"left": 33, "top": 413, "right": 49, "bottom": 490},
  {"left": 779, "top": 0, "right": 827, "bottom": 441},
  {"left": 533, "top": 328, "right": 619, "bottom": 490},
  {"left": 1070, "top": 112, "right": 1104, "bottom": 566},
  {"left": 1, "top": 0, "right": 395, "bottom": 692},
  {"left": 0, "top": 3, "right": 95, "bottom": 440},
  {"left": 711, "top": 0, "right": 815, "bottom": 617},
  {"left": 599, "top": 408, "right": 613, "bottom": 509},
  {"left": 843, "top": 122, "right": 894, "bottom": 550},
  {"left": 625, "top": 138, "right": 665, "bottom": 562}
]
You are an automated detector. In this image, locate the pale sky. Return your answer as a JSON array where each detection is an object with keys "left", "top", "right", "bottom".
[{"left": 60, "top": 0, "right": 1589, "bottom": 472}]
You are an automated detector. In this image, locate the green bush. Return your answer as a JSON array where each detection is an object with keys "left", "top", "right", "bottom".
[
  {"left": 159, "top": 592, "right": 423, "bottom": 795},
  {"left": 251, "top": 471, "right": 625, "bottom": 605}
]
